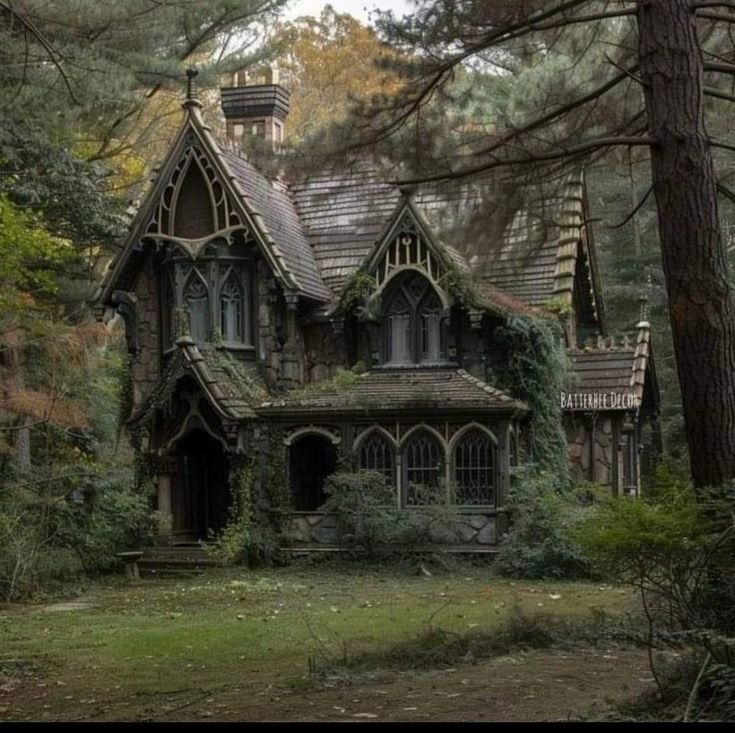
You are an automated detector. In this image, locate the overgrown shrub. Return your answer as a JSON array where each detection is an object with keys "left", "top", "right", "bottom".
[
  {"left": 322, "top": 470, "right": 459, "bottom": 559},
  {"left": 494, "top": 467, "right": 594, "bottom": 579},
  {"left": 0, "top": 468, "right": 155, "bottom": 601},
  {"left": 206, "top": 457, "right": 285, "bottom": 567}
]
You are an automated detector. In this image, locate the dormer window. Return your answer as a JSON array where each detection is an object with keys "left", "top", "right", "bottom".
[{"left": 382, "top": 272, "right": 448, "bottom": 366}]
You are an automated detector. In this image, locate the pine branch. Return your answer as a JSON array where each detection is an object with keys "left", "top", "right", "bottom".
[{"left": 704, "top": 61, "right": 735, "bottom": 74}]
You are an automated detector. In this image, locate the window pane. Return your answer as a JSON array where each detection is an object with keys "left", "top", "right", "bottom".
[
  {"left": 421, "top": 313, "right": 441, "bottom": 362},
  {"left": 404, "top": 431, "right": 443, "bottom": 505},
  {"left": 390, "top": 314, "right": 411, "bottom": 363},
  {"left": 454, "top": 429, "right": 495, "bottom": 506},
  {"left": 184, "top": 274, "right": 209, "bottom": 342},
  {"left": 220, "top": 273, "right": 243, "bottom": 342},
  {"left": 359, "top": 432, "right": 395, "bottom": 487}
]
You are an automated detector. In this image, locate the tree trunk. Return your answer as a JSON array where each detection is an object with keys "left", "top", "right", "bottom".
[{"left": 638, "top": 0, "right": 735, "bottom": 486}]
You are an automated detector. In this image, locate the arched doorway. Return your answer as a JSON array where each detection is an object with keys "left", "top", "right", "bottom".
[
  {"left": 171, "top": 429, "right": 231, "bottom": 541},
  {"left": 289, "top": 434, "right": 337, "bottom": 511}
]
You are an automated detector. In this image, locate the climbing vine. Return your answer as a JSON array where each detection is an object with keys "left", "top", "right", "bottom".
[
  {"left": 206, "top": 454, "right": 255, "bottom": 564},
  {"left": 337, "top": 269, "right": 379, "bottom": 319},
  {"left": 488, "top": 315, "right": 570, "bottom": 478}
]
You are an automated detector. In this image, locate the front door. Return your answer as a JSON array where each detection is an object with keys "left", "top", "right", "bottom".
[{"left": 171, "top": 429, "right": 230, "bottom": 541}]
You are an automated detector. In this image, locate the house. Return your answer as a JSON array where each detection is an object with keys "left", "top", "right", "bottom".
[{"left": 95, "top": 70, "right": 659, "bottom": 552}]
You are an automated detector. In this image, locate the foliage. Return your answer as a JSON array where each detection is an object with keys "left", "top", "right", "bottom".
[
  {"left": 494, "top": 468, "right": 594, "bottom": 580},
  {"left": 272, "top": 7, "right": 403, "bottom": 145},
  {"left": 337, "top": 269, "right": 378, "bottom": 318},
  {"left": 0, "top": 467, "right": 155, "bottom": 601},
  {"left": 206, "top": 454, "right": 284, "bottom": 567},
  {"left": 489, "top": 315, "right": 569, "bottom": 475},
  {"left": 322, "top": 470, "right": 459, "bottom": 560}
]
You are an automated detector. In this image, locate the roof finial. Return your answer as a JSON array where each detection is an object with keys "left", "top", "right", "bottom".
[
  {"left": 638, "top": 292, "right": 650, "bottom": 327},
  {"left": 186, "top": 67, "right": 199, "bottom": 100}
]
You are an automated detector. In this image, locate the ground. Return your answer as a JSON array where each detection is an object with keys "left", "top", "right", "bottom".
[{"left": 0, "top": 563, "right": 656, "bottom": 722}]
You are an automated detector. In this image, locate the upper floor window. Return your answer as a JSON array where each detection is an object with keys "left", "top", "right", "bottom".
[
  {"left": 164, "top": 258, "right": 252, "bottom": 348},
  {"left": 183, "top": 270, "right": 209, "bottom": 342},
  {"left": 382, "top": 272, "right": 447, "bottom": 366}
]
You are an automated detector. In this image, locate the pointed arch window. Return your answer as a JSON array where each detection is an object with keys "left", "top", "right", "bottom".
[
  {"left": 453, "top": 429, "right": 496, "bottom": 506},
  {"left": 403, "top": 429, "right": 444, "bottom": 505},
  {"left": 220, "top": 269, "right": 244, "bottom": 343},
  {"left": 382, "top": 272, "right": 448, "bottom": 365},
  {"left": 183, "top": 270, "right": 209, "bottom": 342},
  {"left": 359, "top": 431, "right": 395, "bottom": 487}
]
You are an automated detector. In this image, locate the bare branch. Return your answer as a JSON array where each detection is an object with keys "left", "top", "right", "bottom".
[
  {"left": 704, "top": 61, "right": 735, "bottom": 74},
  {"left": 696, "top": 10, "right": 735, "bottom": 22},
  {"left": 0, "top": 0, "right": 79, "bottom": 105},
  {"left": 472, "top": 68, "right": 636, "bottom": 160},
  {"left": 392, "top": 136, "right": 657, "bottom": 186},
  {"left": 717, "top": 182, "right": 735, "bottom": 206},
  {"left": 704, "top": 85, "right": 735, "bottom": 103},
  {"left": 609, "top": 184, "right": 653, "bottom": 228}
]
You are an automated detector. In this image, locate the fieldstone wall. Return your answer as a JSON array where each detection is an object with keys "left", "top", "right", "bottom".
[
  {"left": 565, "top": 414, "right": 616, "bottom": 486},
  {"left": 281, "top": 511, "right": 499, "bottom": 547},
  {"left": 130, "top": 257, "right": 160, "bottom": 410},
  {"left": 303, "top": 322, "right": 348, "bottom": 382}
]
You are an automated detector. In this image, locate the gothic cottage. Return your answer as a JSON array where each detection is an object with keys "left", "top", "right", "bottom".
[{"left": 95, "top": 72, "right": 659, "bottom": 554}]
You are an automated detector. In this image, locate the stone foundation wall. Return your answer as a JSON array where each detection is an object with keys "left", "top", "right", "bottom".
[{"left": 282, "top": 511, "right": 500, "bottom": 548}]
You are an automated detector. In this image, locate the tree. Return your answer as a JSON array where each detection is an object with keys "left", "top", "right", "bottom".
[
  {"left": 0, "top": 0, "right": 289, "bottom": 192},
  {"left": 352, "top": 0, "right": 735, "bottom": 488},
  {"left": 271, "top": 6, "right": 402, "bottom": 143}
]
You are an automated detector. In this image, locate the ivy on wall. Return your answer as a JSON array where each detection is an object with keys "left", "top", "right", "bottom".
[{"left": 488, "top": 315, "right": 570, "bottom": 478}]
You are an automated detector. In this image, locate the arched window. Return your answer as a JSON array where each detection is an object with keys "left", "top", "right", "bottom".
[
  {"left": 403, "top": 429, "right": 444, "bottom": 505},
  {"left": 183, "top": 270, "right": 209, "bottom": 342},
  {"left": 173, "top": 162, "right": 214, "bottom": 239},
  {"left": 220, "top": 270, "right": 244, "bottom": 342},
  {"left": 454, "top": 429, "right": 496, "bottom": 506},
  {"left": 359, "top": 431, "right": 395, "bottom": 487},
  {"left": 289, "top": 434, "right": 337, "bottom": 511},
  {"left": 382, "top": 272, "right": 447, "bottom": 365}
]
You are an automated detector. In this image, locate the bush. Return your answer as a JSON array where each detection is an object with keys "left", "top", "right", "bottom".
[
  {"left": 0, "top": 468, "right": 155, "bottom": 601},
  {"left": 322, "top": 470, "right": 459, "bottom": 560},
  {"left": 494, "top": 468, "right": 594, "bottom": 579}
]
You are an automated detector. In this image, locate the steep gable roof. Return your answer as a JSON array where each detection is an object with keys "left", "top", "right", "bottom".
[
  {"left": 96, "top": 101, "right": 329, "bottom": 306},
  {"left": 289, "top": 165, "right": 601, "bottom": 321}
]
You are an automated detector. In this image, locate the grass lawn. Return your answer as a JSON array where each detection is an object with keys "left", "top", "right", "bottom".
[{"left": 0, "top": 561, "right": 643, "bottom": 721}]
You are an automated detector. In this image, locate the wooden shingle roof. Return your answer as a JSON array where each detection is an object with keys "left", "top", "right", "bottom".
[
  {"left": 221, "top": 151, "right": 331, "bottom": 302},
  {"left": 564, "top": 323, "right": 653, "bottom": 412},
  {"left": 258, "top": 368, "right": 527, "bottom": 416},
  {"left": 289, "top": 165, "right": 592, "bottom": 312}
]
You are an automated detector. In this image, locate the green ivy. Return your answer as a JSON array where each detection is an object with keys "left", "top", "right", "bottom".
[
  {"left": 488, "top": 315, "right": 570, "bottom": 477},
  {"left": 337, "top": 269, "right": 378, "bottom": 317}
]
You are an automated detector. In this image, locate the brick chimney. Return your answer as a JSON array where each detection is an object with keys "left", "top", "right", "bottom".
[{"left": 220, "top": 67, "right": 290, "bottom": 148}]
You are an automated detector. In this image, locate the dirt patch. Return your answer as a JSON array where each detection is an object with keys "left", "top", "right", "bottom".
[
  {"left": 41, "top": 601, "right": 93, "bottom": 613},
  {"left": 2, "top": 647, "right": 654, "bottom": 722}
]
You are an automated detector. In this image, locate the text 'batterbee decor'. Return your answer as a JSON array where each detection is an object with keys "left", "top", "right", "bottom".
[{"left": 560, "top": 391, "right": 641, "bottom": 411}]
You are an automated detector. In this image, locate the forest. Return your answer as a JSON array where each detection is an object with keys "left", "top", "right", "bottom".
[{"left": 2, "top": 0, "right": 735, "bottom": 723}]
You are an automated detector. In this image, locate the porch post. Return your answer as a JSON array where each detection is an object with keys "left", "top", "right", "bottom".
[{"left": 156, "top": 473, "right": 174, "bottom": 540}]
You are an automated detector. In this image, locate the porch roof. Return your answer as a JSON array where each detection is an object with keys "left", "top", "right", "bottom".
[{"left": 258, "top": 367, "right": 527, "bottom": 417}]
